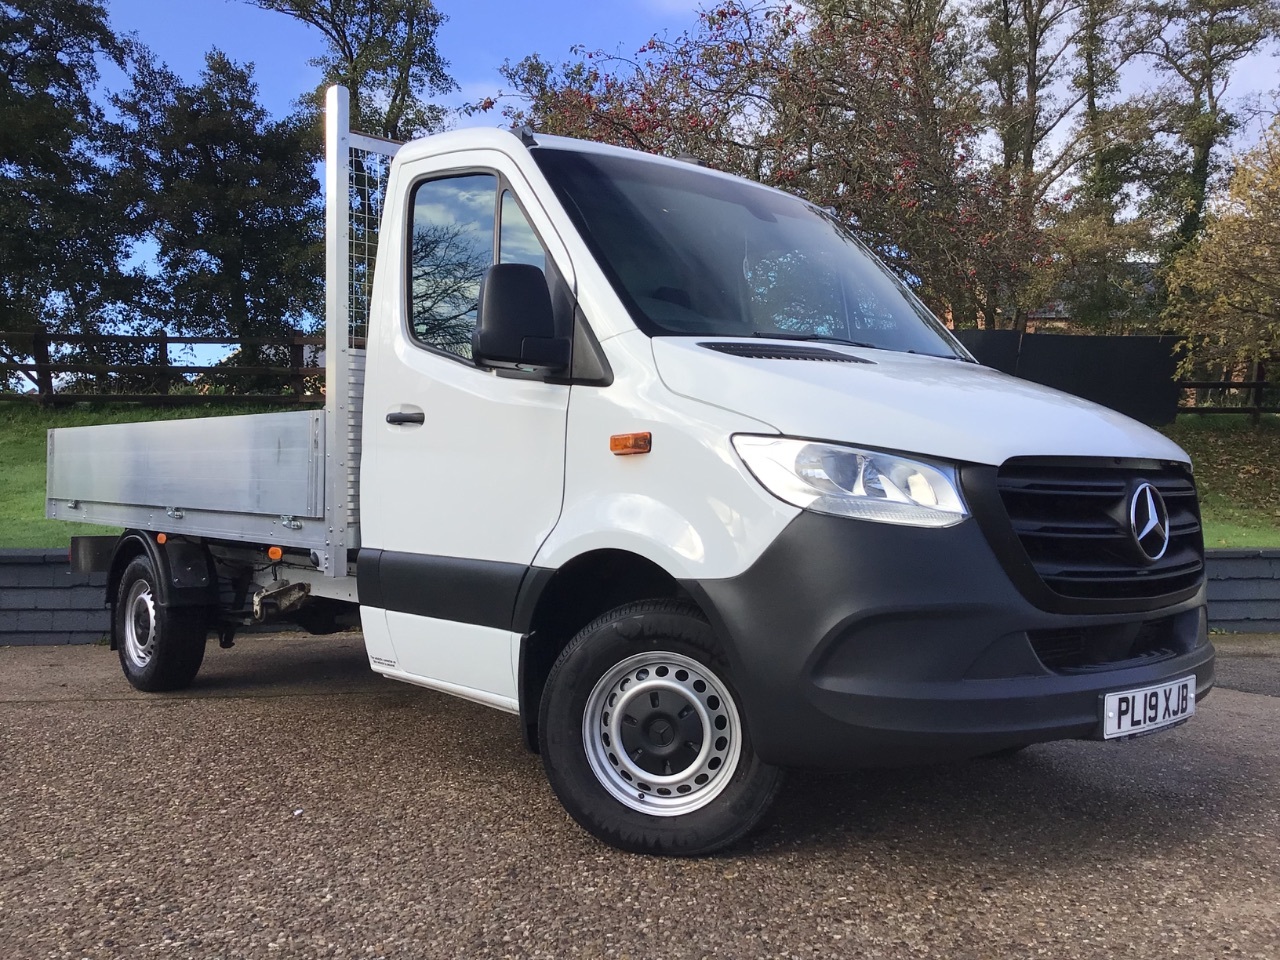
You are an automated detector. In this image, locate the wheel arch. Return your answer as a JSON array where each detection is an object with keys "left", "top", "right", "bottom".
[
  {"left": 514, "top": 549, "right": 714, "bottom": 751},
  {"left": 106, "top": 531, "right": 217, "bottom": 650}
]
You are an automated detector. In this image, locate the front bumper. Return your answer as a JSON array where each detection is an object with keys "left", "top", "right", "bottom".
[{"left": 684, "top": 512, "right": 1214, "bottom": 768}]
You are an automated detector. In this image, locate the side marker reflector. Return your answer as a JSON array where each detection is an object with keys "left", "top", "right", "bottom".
[{"left": 610, "top": 432, "right": 652, "bottom": 456}]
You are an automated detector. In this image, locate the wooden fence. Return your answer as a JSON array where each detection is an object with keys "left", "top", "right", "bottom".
[
  {"left": 1179, "top": 360, "right": 1277, "bottom": 423},
  {"left": 0, "top": 331, "right": 327, "bottom": 405}
]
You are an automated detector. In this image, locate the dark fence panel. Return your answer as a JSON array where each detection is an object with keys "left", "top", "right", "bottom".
[
  {"left": 956, "top": 332, "right": 1181, "bottom": 425},
  {"left": 957, "top": 329, "right": 1021, "bottom": 375}
]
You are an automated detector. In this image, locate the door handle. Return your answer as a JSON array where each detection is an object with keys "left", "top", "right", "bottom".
[{"left": 385, "top": 411, "right": 425, "bottom": 425}]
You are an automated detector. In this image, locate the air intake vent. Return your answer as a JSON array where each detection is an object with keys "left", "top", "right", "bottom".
[
  {"left": 700, "top": 342, "right": 872, "bottom": 363},
  {"left": 1028, "top": 614, "right": 1194, "bottom": 674}
]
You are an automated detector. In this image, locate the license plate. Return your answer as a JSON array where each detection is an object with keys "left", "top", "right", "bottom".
[{"left": 1102, "top": 676, "right": 1195, "bottom": 739}]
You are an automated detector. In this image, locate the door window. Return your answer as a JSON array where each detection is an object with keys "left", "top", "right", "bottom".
[
  {"left": 408, "top": 175, "right": 549, "bottom": 360},
  {"left": 498, "top": 190, "right": 546, "bottom": 272}
]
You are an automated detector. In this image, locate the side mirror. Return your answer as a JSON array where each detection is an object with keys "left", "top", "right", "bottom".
[{"left": 473, "top": 263, "right": 571, "bottom": 373}]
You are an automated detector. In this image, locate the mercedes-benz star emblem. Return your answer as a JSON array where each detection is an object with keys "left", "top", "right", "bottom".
[{"left": 1129, "top": 482, "right": 1170, "bottom": 562}]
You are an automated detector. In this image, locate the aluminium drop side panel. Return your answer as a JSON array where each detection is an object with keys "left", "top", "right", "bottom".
[{"left": 46, "top": 410, "right": 329, "bottom": 550}]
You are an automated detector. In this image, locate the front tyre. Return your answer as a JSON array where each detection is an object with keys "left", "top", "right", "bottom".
[
  {"left": 539, "top": 600, "right": 783, "bottom": 855},
  {"left": 115, "top": 556, "right": 208, "bottom": 692}
]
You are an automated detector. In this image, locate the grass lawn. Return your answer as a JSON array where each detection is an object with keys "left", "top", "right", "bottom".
[
  {"left": 1158, "top": 414, "right": 1280, "bottom": 548},
  {"left": 0, "top": 403, "right": 282, "bottom": 549},
  {"left": 2, "top": 404, "right": 1278, "bottom": 550}
]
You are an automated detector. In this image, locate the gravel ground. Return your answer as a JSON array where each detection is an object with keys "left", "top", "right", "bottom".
[{"left": 1, "top": 633, "right": 1277, "bottom": 960}]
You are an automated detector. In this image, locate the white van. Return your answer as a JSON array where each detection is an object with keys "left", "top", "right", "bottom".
[{"left": 49, "top": 89, "right": 1213, "bottom": 855}]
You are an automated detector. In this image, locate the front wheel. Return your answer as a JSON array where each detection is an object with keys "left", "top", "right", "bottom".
[
  {"left": 115, "top": 556, "right": 208, "bottom": 692},
  {"left": 539, "top": 600, "right": 783, "bottom": 855}
]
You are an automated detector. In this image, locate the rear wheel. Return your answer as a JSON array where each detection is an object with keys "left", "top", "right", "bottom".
[
  {"left": 539, "top": 599, "right": 783, "bottom": 856},
  {"left": 115, "top": 556, "right": 208, "bottom": 692}
]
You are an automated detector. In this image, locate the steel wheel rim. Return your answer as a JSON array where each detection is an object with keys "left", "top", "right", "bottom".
[
  {"left": 583, "top": 651, "right": 742, "bottom": 817},
  {"left": 123, "top": 579, "right": 158, "bottom": 671}
]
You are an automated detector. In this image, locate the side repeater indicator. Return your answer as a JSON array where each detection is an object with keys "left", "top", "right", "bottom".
[{"left": 610, "top": 432, "right": 652, "bottom": 456}]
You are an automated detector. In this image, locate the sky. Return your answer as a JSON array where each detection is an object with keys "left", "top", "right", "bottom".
[
  {"left": 101, "top": 0, "right": 706, "bottom": 126},
  {"left": 99, "top": 0, "right": 1278, "bottom": 145},
  {"left": 95, "top": 0, "right": 707, "bottom": 363}
]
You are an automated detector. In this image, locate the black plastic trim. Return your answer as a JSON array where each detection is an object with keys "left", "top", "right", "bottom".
[
  {"left": 511, "top": 565, "right": 556, "bottom": 635},
  {"left": 566, "top": 305, "right": 613, "bottom": 386},
  {"left": 385, "top": 411, "right": 425, "bottom": 425},
  {"left": 680, "top": 511, "right": 1213, "bottom": 768},
  {"left": 108, "top": 531, "right": 216, "bottom": 611},
  {"left": 357, "top": 549, "right": 529, "bottom": 631},
  {"left": 699, "top": 342, "right": 872, "bottom": 363}
]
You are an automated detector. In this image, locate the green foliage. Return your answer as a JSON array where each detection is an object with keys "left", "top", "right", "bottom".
[
  {"left": 0, "top": 0, "right": 140, "bottom": 388},
  {"left": 1164, "top": 118, "right": 1280, "bottom": 371},
  {"left": 244, "top": 0, "right": 456, "bottom": 140}
]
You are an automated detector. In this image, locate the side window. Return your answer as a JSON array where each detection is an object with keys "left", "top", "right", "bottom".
[
  {"left": 409, "top": 173, "right": 497, "bottom": 358},
  {"left": 498, "top": 190, "right": 546, "bottom": 272}
]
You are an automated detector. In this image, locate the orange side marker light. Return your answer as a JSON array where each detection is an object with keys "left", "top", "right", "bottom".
[
  {"left": 156, "top": 533, "right": 167, "bottom": 545},
  {"left": 267, "top": 546, "right": 284, "bottom": 561},
  {"left": 610, "top": 432, "right": 652, "bottom": 456}
]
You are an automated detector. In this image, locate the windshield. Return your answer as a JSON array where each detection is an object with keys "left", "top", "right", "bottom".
[{"left": 531, "top": 147, "right": 966, "bottom": 358}]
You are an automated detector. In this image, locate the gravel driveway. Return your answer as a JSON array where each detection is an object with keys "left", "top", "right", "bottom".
[{"left": 2, "top": 633, "right": 1277, "bottom": 959}]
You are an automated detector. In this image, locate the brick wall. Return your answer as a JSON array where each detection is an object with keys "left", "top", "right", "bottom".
[
  {"left": 1205, "top": 549, "right": 1280, "bottom": 634},
  {"left": 0, "top": 550, "right": 110, "bottom": 645}
]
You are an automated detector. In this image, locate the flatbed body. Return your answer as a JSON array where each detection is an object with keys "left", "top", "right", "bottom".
[{"left": 47, "top": 410, "right": 328, "bottom": 549}]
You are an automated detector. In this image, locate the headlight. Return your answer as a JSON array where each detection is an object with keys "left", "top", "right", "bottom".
[{"left": 732, "top": 436, "right": 969, "bottom": 528}]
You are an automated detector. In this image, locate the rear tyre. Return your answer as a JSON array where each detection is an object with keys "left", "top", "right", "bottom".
[
  {"left": 115, "top": 556, "right": 208, "bottom": 692},
  {"left": 539, "top": 599, "right": 783, "bottom": 856}
]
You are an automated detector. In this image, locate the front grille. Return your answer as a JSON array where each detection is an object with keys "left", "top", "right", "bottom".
[{"left": 995, "top": 460, "right": 1204, "bottom": 602}]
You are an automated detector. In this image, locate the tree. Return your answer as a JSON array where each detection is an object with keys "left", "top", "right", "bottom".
[
  {"left": 1138, "top": 0, "right": 1280, "bottom": 249},
  {"left": 1042, "top": 0, "right": 1166, "bottom": 331},
  {"left": 1165, "top": 117, "right": 1280, "bottom": 374},
  {"left": 490, "top": 1, "right": 1045, "bottom": 329},
  {"left": 0, "top": 0, "right": 135, "bottom": 392},
  {"left": 111, "top": 50, "right": 323, "bottom": 384},
  {"left": 488, "top": 0, "right": 1276, "bottom": 334},
  {"left": 243, "top": 0, "right": 456, "bottom": 140}
]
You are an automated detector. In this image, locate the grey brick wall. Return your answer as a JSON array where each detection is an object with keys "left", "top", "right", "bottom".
[
  {"left": 1205, "top": 549, "right": 1280, "bottom": 634},
  {"left": 0, "top": 550, "right": 110, "bottom": 645}
]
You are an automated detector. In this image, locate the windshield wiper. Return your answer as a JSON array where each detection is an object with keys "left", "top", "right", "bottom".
[
  {"left": 906, "top": 349, "right": 976, "bottom": 362},
  {"left": 751, "top": 331, "right": 882, "bottom": 350}
]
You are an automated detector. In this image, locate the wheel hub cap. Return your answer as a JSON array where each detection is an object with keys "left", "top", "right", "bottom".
[
  {"left": 122, "top": 579, "right": 158, "bottom": 670},
  {"left": 583, "top": 651, "right": 743, "bottom": 817}
]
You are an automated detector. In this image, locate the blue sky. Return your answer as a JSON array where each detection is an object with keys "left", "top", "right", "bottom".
[
  {"left": 101, "top": 0, "right": 1276, "bottom": 142},
  {"left": 102, "top": 0, "right": 705, "bottom": 125}
]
